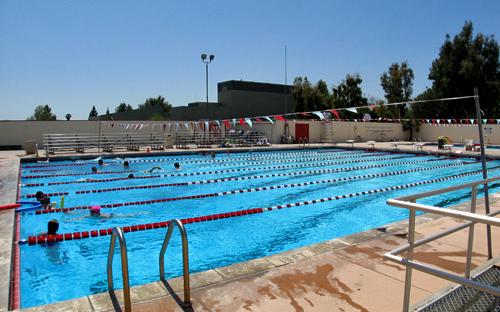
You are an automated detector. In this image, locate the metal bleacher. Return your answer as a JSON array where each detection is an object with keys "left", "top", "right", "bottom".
[
  {"left": 174, "top": 131, "right": 270, "bottom": 149},
  {"left": 42, "top": 131, "right": 271, "bottom": 154},
  {"left": 43, "top": 133, "right": 167, "bottom": 154}
]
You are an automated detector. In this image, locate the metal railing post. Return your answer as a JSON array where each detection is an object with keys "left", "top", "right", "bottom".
[
  {"left": 465, "top": 185, "right": 477, "bottom": 278},
  {"left": 402, "top": 201, "right": 416, "bottom": 312},
  {"left": 159, "top": 219, "right": 191, "bottom": 308},
  {"left": 107, "top": 227, "right": 131, "bottom": 312}
]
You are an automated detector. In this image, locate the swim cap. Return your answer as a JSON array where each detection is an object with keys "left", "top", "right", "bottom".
[{"left": 90, "top": 206, "right": 101, "bottom": 213}]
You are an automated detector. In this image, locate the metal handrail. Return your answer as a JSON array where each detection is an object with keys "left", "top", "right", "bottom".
[
  {"left": 107, "top": 227, "right": 131, "bottom": 312},
  {"left": 384, "top": 176, "right": 500, "bottom": 311},
  {"left": 159, "top": 219, "right": 191, "bottom": 308}
]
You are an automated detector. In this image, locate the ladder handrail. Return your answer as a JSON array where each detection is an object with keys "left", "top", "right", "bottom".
[
  {"left": 159, "top": 219, "right": 191, "bottom": 308},
  {"left": 107, "top": 227, "right": 132, "bottom": 312}
]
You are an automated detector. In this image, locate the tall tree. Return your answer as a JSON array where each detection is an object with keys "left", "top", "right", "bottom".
[
  {"left": 115, "top": 103, "right": 133, "bottom": 113},
  {"left": 415, "top": 21, "right": 500, "bottom": 118},
  {"left": 138, "top": 96, "right": 172, "bottom": 112},
  {"left": 380, "top": 61, "right": 414, "bottom": 117},
  {"left": 88, "top": 106, "right": 98, "bottom": 119},
  {"left": 27, "top": 105, "right": 57, "bottom": 120},
  {"left": 65, "top": 113, "right": 71, "bottom": 120},
  {"left": 331, "top": 74, "right": 368, "bottom": 109},
  {"left": 293, "top": 77, "right": 330, "bottom": 113}
]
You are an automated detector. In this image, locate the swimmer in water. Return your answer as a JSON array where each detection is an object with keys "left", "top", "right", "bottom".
[
  {"left": 123, "top": 161, "right": 129, "bottom": 168},
  {"left": 97, "top": 159, "right": 104, "bottom": 166},
  {"left": 91, "top": 166, "right": 98, "bottom": 173},
  {"left": 89, "top": 206, "right": 112, "bottom": 219},
  {"left": 147, "top": 166, "right": 161, "bottom": 173},
  {"left": 128, "top": 173, "right": 134, "bottom": 178},
  {"left": 174, "top": 162, "right": 181, "bottom": 170}
]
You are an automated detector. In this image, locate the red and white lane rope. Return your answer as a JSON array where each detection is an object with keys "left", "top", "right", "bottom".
[
  {"left": 23, "top": 149, "right": 344, "bottom": 169},
  {"left": 25, "top": 150, "right": 357, "bottom": 173},
  {"left": 22, "top": 170, "right": 135, "bottom": 179},
  {"left": 126, "top": 150, "right": 359, "bottom": 165},
  {"left": 22, "top": 152, "right": 385, "bottom": 178},
  {"left": 22, "top": 154, "right": 415, "bottom": 187},
  {"left": 32, "top": 161, "right": 476, "bottom": 213},
  {"left": 22, "top": 158, "right": 459, "bottom": 198},
  {"left": 24, "top": 166, "right": 500, "bottom": 245}
]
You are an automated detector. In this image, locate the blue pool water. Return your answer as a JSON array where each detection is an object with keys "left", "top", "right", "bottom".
[{"left": 18, "top": 148, "right": 500, "bottom": 307}]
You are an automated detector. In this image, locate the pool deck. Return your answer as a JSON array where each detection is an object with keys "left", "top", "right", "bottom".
[{"left": 0, "top": 143, "right": 499, "bottom": 311}]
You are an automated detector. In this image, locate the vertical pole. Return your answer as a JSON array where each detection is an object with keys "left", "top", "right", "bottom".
[
  {"left": 473, "top": 87, "right": 492, "bottom": 259},
  {"left": 284, "top": 44, "right": 287, "bottom": 115},
  {"left": 465, "top": 185, "right": 477, "bottom": 278},
  {"left": 98, "top": 121, "right": 102, "bottom": 155},
  {"left": 402, "top": 203, "right": 416, "bottom": 312},
  {"left": 206, "top": 63, "right": 209, "bottom": 104},
  {"left": 206, "top": 62, "right": 209, "bottom": 136}
]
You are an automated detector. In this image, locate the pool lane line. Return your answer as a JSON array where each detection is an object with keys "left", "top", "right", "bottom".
[
  {"left": 21, "top": 152, "right": 392, "bottom": 179},
  {"left": 22, "top": 149, "right": 345, "bottom": 168},
  {"left": 32, "top": 161, "right": 478, "bottom": 214},
  {"left": 24, "top": 149, "right": 353, "bottom": 171},
  {"left": 19, "top": 154, "right": 425, "bottom": 187},
  {"left": 24, "top": 166, "right": 500, "bottom": 245},
  {"left": 25, "top": 158, "right": 464, "bottom": 198}
]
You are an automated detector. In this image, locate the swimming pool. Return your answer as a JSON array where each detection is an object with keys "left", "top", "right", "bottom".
[{"left": 17, "top": 148, "right": 500, "bottom": 308}]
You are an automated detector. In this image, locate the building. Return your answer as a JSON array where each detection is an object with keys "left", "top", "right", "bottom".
[{"left": 97, "top": 80, "right": 295, "bottom": 121}]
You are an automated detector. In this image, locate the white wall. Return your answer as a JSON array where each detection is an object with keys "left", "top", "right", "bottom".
[
  {"left": 417, "top": 124, "right": 500, "bottom": 144},
  {"left": 327, "top": 121, "right": 406, "bottom": 142},
  {"left": 2, "top": 120, "right": 497, "bottom": 147}
]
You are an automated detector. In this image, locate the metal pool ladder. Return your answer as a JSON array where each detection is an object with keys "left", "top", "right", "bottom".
[
  {"left": 159, "top": 219, "right": 192, "bottom": 308},
  {"left": 107, "top": 227, "right": 132, "bottom": 312}
]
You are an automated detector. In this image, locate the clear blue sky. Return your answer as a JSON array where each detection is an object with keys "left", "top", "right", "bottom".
[{"left": 1, "top": 0, "right": 499, "bottom": 120}]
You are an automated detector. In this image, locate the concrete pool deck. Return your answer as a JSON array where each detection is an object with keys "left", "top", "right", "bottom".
[{"left": 0, "top": 144, "right": 498, "bottom": 311}]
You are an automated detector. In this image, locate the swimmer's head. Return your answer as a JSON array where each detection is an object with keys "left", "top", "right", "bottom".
[
  {"left": 97, "top": 159, "right": 104, "bottom": 166},
  {"left": 91, "top": 166, "right": 98, "bottom": 173},
  {"left": 174, "top": 162, "right": 180, "bottom": 169},
  {"left": 35, "top": 191, "right": 45, "bottom": 200},
  {"left": 128, "top": 173, "right": 134, "bottom": 179},
  {"left": 123, "top": 161, "right": 129, "bottom": 168},
  {"left": 48, "top": 219, "right": 59, "bottom": 235},
  {"left": 89, "top": 206, "right": 101, "bottom": 216}
]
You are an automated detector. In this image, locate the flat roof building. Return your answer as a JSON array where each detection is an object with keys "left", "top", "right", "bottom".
[{"left": 97, "top": 80, "right": 295, "bottom": 121}]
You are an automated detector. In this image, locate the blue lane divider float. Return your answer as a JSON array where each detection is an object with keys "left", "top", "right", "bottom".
[{"left": 16, "top": 201, "right": 42, "bottom": 212}]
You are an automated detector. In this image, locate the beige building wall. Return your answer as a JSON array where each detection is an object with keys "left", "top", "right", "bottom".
[
  {"left": 327, "top": 121, "right": 406, "bottom": 143},
  {"left": 2, "top": 120, "right": 498, "bottom": 148},
  {"left": 417, "top": 124, "right": 500, "bottom": 144}
]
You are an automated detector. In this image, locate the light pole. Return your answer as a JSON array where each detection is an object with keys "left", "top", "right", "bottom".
[{"left": 201, "top": 53, "right": 215, "bottom": 119}]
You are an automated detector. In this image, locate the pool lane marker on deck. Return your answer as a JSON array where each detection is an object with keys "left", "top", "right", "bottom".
[
  {"left": 20, "top": 152, "right": 395, "bottom": 179},
  {"left": 21, "top": 158, "right": 463, "bottom": 198},
  {"left": 25, "top": 166, "right": 500, "bottom": 245},
  {"left": 23, "top": 149, "right": 346, "bottom": 169},
  {"left": 32, "top": 161, "right": 478, "bottom": 213},
  {"left": 22, "top": 155, "right": 417, "bottom": 187}
]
